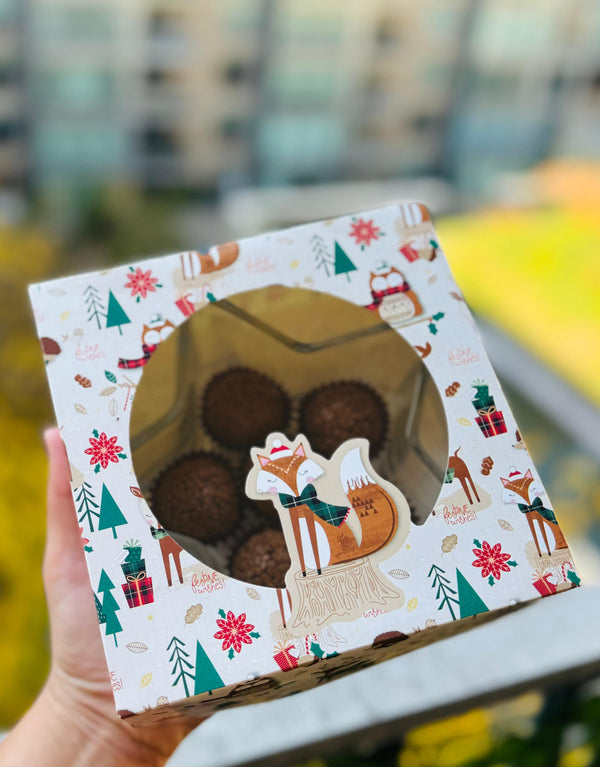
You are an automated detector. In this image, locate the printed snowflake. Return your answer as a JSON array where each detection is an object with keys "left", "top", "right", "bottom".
[
  {"left": 349, "top": 218, "right": 381, "bottom": 249},
  {"left": 124, "top": 267, "right": 161, "bottom": 301},
  {"left": 472, "top": 539, "right": 516, "bottom": 584},
  {"left": 84, "top": 430, "right": 125, "bottom": 471},
  {"left": 214, "top": 610, "right": 259, "bottom": 659}
]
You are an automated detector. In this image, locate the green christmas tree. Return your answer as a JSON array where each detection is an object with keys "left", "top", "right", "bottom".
[
  {"left": 194, "top": 641, "right": 224, "bottom": 696},
  {"left": 456, "top": 568, "right": 489, "bottom": 619},
  {"left": 98, "top": 483, "right": 127, "bottom": 539},
  {"left": 428, "top": 563, "right": 459, "bottom": 620},
  {"left": 76, "top": 481, "right": 100, "bottom": 532},
  {"left": 94, "top": 592, "right": 106, "bottom": 624},
  {"left": 106, "top": 291, "right": 131, "bottom": 335},
  {"left": 168, "top": 636, "right": 194, "bottom": 698},
  {"left": 334, "top": 241, "right": 357, "bottom": 281},
  {"left": 98, "top": 570, "right": 122, "bottom": 646}
]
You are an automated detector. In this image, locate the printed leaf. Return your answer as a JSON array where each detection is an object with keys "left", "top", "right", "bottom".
[
  {"left": 140, "top": 672, "right": 152, "bottom": 688},
  {"left": 488, "top": 575, "right": 495, "bottom": 586},
  {"left": 432, "top": 312, "right": 445, "bottom": 321},
  {"left": 218, "top": 608, "right": 226, "bottom": 620},
  {"left": 249, "top": 632, "right": 260, "bottom": 639},
  {"left": 507, "top": 560, "right": 518, "bottom": 567},
  {"left": 105, "top": 370, "right": 117, "bottom": 384},
  {"left": 126, "top": 642, "right": 148, "bottom": 653},
  {"left": 310, "top": 642, "right": 325, "bottom": 659},
  {"left": 100, "top": 386, "right": 117, "bottom": 396},
  {"left": 389, "top": 568, "right": 410, "bottom": 580},
  {"left": 407, "top": 597, "right": 418, "bottom": 612},
  {"left": 227, "top": 647, "right": 235, "bottom": 660},
  {"left": 567, "top": 570, "right": 581, "bottom": 586},
  {"left": 246, "top": 587, "right": 261, "bottom": 600},
  {"left": 74, "top": 403, "right": 87, "bottom": 415},
  {"left": 457, "top": 417, "right": 471, "bottom": 426},
  {"left": 130, "top": 486, "right": 144, "bottom": 498},
  {"left": 498, "top": 519, "right": 514, "bottom": 531},
  {"left": 109, "top": 399, "right": 119, "bottom": 417},
  {"left": 473, "top": 539, "right": 482, "bottom": 549},
  {"left": 59, "top": 310, "right": 70, "bottom": 321}
]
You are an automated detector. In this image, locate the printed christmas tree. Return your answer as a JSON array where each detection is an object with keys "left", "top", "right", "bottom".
[
  {"left": 98, "top": 483, "right": 127, "bottom": 539},
  {"left": 334, "top": 241, "right": 357, "bottom": 281},
  {"left": 456, "top": 568, "right": 488, "bottom": 619},
  {"left": 98, "top": 570, "right": 122, "bottom": 646},
  {"left": 76, "top": 481, "right": 99, "bottom": 533},
  {"left": 194, "top": 641, "right": 224, "bottom": 696},
  {"left": 106, "top": 291, "right": 131, "bottom": 335},
  {"left": 168, "top": 636, "right": 194, "bottom": 698}
]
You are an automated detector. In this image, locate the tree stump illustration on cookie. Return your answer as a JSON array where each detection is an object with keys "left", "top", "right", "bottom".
[{"left": 245, "top": 434, "right": 411, "bottom": 634}]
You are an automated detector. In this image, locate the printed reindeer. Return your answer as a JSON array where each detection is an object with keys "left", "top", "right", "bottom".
[
  {"left": 246, "top": 434, "right": 411, "bottom": 579},
  {"left": 501, "top": 467, "right": 568, "bottom": 557},
  {"left": 447, "top": 447, "right": 480, "bottom": 506}
]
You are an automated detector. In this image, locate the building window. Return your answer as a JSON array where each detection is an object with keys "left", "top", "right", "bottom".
[
  {"left": 38, "top": 7, "right": 114, "bottom": 40},
  {"left": 223, "top": 61, "right": 255, "bottom": 85},
  {"left": 39, "top": 70, "right": 115, "bottom": 111},
  {"left": 143, "top": 127, "right": 178, "bottom": 154}
]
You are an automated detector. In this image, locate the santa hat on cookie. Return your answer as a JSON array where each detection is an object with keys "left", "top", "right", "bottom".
[{"left": 268, "top": 439, "right": 293, "bottom": 460}]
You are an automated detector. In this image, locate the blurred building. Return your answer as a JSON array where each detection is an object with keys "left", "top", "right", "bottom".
[
  {"left": 0, "top": 0, "right": 28, "bottom": 217},
  {"left": 9, "top": 0, "right": 600, "bottom": 198}
]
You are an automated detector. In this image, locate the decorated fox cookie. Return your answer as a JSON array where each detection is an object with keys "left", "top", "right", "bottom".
[{"left": 245, "top": 434, "right": 411, "bottom": 635}]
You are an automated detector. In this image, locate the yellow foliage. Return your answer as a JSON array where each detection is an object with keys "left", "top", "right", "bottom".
[
  {"left": 0, "top": 406, "right": 50, "bottom": 726},
  {"left": 437, "top": 208, "right": 600, "bottom": 406},
  {"left": 0, "top": 227, "right": 61, "bottom": 726},
  {"left": 559, "top": 745, "right": 595, "bottom": 767}
]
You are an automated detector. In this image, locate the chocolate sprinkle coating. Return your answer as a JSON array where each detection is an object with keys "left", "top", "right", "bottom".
[
  {"left": 300, "top": 381, "right": 388, "bottom": 459},
  {"left": 202, "top": 367, "right": 291, "bottom": 450},
  {"left": 151, "top": 453, "right": 240, "bottom": 542},
  {"left": 231, "top": 529, "right": 290, "bottom": 588}
]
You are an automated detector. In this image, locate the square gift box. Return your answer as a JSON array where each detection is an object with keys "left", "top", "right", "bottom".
[{"left": 29, "top": 203, "right": 578, "bottom": 723}]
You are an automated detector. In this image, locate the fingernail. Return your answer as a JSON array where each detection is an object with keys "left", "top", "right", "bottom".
[{"left": 40, "top": 425, "right": 56, "bottom": 454}]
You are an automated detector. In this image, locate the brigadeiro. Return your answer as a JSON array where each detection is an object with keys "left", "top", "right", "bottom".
[
  {"left": 300, "top": 381, "right": 388, "bottom": 458},
  {"left": 150, "top": 452, "right": 240, "bottom": 542},
  {"left": 202, "top": 367, "right": 291, "bottom": 450},
  {"left": 231, "top": 529, "right": 291, "bottom": 588}
]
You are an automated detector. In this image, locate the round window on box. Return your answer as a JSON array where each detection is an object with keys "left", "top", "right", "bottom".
[{"left": 130, "top": 286, "right": 448, "bottom": 588}]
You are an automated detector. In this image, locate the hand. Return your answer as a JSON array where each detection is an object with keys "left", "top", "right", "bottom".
[{"left": 0, "top": 428, "right": 206, "bottom": 767}]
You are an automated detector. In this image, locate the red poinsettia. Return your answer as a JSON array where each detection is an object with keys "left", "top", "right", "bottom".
[
  {"left": 84, "top": 431, "right": 124, "bottom": 470},
  {"left": 214, "top": 610, "right": 255, "bottom": 654},
  {"left": 349, "top": 218, "right": 381, "bottom": 248},
  {"left": 472, "top": 540, "right": 512, "bottom": 582},
  {"left": 124, "top": 267, "right": 161, "bottom": 300}
]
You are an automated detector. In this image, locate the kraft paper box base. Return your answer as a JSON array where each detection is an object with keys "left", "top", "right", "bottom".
[{"left": 29, "top": 203, "right": 579, "bottom": 724}]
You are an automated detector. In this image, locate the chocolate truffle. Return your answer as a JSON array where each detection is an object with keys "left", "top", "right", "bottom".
[
  {"left": 151, "top": 453, "right": 240, "bottom": 542},
  {"left": 202, "top": 367, "right": 290, "bottom": 450},
  {"left": 231, "top": 529, "right": 290, "bottom": 588},
  {"left": 300, "top": 381, "right": 387, "bottom": 458}
]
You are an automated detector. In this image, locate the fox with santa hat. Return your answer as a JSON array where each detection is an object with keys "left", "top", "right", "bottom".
[{"left": 246, "top": 433, "right": 411, "bottom": 579}]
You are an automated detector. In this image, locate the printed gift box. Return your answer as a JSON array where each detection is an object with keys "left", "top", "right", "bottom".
[{"left": 29, "top": 203, "right": 579, "bottom": 724}]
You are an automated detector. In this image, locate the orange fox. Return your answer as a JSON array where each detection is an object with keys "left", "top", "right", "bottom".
[{"left": 246, "top": 435, "right": 408, "bottom": 578}]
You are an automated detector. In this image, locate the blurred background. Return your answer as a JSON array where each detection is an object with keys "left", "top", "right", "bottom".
[{"left": 0, "top": 0, "right": 599, "bottom": 764}]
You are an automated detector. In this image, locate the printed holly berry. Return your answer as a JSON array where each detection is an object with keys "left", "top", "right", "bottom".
[
  {"left": 84, "top": 430, "right": 126, "bottom": 472},
  {"left": 124, "top": 267, "right": 162, "bottom": 301},
  {"left": 349, "top": 217, "right": 382, "bottom": 249},
  {"left": 214, "top": 609, "right": 260, "bottom": 660},
  {"left": 472, "top": 539, "right": 517, "bottom": 585}
]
